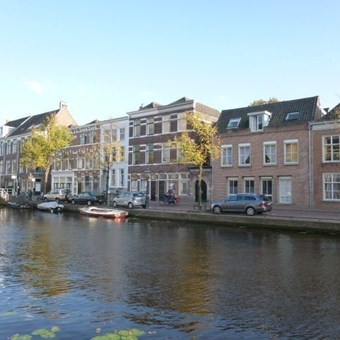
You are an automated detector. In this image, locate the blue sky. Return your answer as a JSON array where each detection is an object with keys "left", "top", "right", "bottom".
[{"left": 1, "top": 0, "right": 339, "bottom": 125}]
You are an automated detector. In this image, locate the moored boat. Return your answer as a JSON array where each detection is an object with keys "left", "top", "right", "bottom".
[
  {"left": 37, "top": 201, "right": 64, "bottom": 213},
  {"left": 79, "top": 206, "right": 128, "bottom": 218}
]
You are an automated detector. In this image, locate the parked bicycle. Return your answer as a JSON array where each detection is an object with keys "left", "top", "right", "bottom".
[{"left": 159, "top": 194, "right": 180, "bottom": 206}]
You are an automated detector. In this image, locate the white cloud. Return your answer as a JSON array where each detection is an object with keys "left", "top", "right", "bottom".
[{"left": 24, "top": 80, "right": 44, "bottom": 95}]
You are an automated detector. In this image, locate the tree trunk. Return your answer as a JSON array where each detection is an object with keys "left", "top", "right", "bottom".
[{"left": 106, "top": 168, "right": 110, "bottom": 206}]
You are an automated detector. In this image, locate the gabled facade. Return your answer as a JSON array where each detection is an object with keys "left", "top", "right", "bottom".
[
  {"left": 127, "top": 97, "right": 220, "bottom": 202},
  {"left": 212, "top": 96, "right": 326, "bottom": 208},
  {"left": 0, "top": 102, "right": 77, "bottom": 195}
]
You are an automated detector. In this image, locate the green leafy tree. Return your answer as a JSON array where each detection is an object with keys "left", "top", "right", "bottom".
[
  {"left": 170, "top": 112, "right": 220, "bottom": 209},
  {"left": 21, "top": 115, "right": 74, "bottom": 193},
  {"left": 249, "top": 97, "right": 279, "bottom": 106}
]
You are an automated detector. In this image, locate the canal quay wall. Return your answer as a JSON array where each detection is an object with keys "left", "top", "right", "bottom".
[{"left": 58, "top": 202, "right": 340, "bottom": 235}]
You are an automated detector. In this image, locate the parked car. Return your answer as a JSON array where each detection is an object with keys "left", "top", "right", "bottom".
[
  {"left": 210, "top": 193, "right": 272, "bottom": 216},
  {"left": 43, "top": 188, "right": 71, "bottom": 203},
  {"left": 112, "top": 191, "right": 146, "bottom": 209},
  {"left": 70, "top": 192, "right": 103, "bottom": 206}
]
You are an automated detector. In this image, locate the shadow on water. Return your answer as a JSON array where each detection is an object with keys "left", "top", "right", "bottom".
[{"left": 0, "top": 208, "right": 339, "bottom": 339}]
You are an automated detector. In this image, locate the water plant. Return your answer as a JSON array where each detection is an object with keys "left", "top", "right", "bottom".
[{"left": 91, "top": 328, "right": 145, "bottom": 340}]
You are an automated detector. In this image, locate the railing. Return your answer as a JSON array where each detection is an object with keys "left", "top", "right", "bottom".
[{"left": 0, "top": 188, "right": 9, "bottom": 201}]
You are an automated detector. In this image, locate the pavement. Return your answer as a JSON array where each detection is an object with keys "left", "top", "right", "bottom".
[{"left": 147, "top": 200, "right": 340, "bottom": 222}]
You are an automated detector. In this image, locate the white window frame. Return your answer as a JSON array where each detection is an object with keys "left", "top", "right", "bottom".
[
  {"left": 263, "top": 141, "right": 277, "bottom": 165},
  {"left": 244, "top": 177, "right": 255, "bottom": 193},
  {"left": 162, "top": 144, "right": 170, "bottom": 163},
  {"left": 228, "top": 177, "right": 238, "bottom": 195},
  {"left": 261, "top": 177, "right": 273, "bottom": 200},
  {"left": 279, "top": 177, "right": 292, "bottom": 204},
  {"left": 323, "top": 173, "right": 340, "bottom": 201},
  {"left": 221, "top": 145, "right": 233, "bottom": 167},
  {"left": 284, "top": 139, "right": 299, "bottom": 164},
  {"left": 227, "top": 118, "right": 241, "bottom": 129},
  {"left": 323, "top": 135, "right": 340, "bottom": 163},
  {"left": 238, "top": 143, "right": 251, "bottom": 166}
]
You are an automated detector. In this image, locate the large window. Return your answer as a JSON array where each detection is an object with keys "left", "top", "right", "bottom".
[
  {"left": 228, "top": 178, "right": 238, "bottom": 195},
  {"left": 221, "top": 145, "right": 233, "bottom": 166},
  {"left": 263, "top": 142, "right": 277, "bottom": 165},
  {"left": 132, "top": 146, "right": 141, "bottom": 165},
  {"left": 147, "top": 118, "right": 154, "bottom": 135},
  {"left": 162, "top": 144, "right": 170, "bottom": 163},
  {"left": 248, "top": 111, "right": 271, "bottom": 132},
  {"left": 134, "top": 120, "right": 141, "bottom": 137},
  {"left": 279, "top": 177, "right": 292, "bottom": 203},
  {"left": 244, "top": 178, "right": 255, "bottom": 193},
  {"left": 261, "top": 177, "right": 273, "bottom": 200},
  {"left": 239, "top": 144, "right": 251, "bottom": 166},
  {"left": 323, "top": 135, "right": 340, "bottom": 162},
  {"left": 146, "top": 144, "right": 154, "bottom": 164},
  {"left": 284, "top": 139, "right": 299, "bottom": 164},
  {"left": 323, "top": 173, "right": 340, "bottom": 201}
]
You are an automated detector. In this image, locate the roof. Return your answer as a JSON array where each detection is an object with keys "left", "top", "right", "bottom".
[
  {"left": 6, "top": 109, "right": 58, "bottom": 137},
  {"left": 217, "top": 96, "right": 321, "bottom": 132},
  {"left": 5, "top": 116, "right": 30, "bottom": 128},
  {"left": 320, "top": 102, "right": 340, "bottom": 121}
]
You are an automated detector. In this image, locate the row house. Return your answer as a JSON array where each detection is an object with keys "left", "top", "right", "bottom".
[
  {"left": 0, "top": 102, "right": 77, "bottom": 195},
  {"left": 50, "top": 116, "right": 129, "bottom": 195},
  {"left": 212, "top": 96, "right": 340, "bottom": 210},
  {"left": 127, "top": 97, "right": 220, "bottom": 201},
  {"left": 310, "top": 104, "right": 340, "bottom": 209}
]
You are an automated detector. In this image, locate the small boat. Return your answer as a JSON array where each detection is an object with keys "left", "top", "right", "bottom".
[
  {"left": 79, "top": 206, "right": 128, "bottom": 219},
  {"left": 37, "top": 201, "right": 64, "bottom": 213}
]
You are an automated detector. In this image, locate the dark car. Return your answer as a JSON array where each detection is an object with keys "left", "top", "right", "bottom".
[
  {"left": 210, "top": 193, "right": 272, "bottom": 216},
  {"left": 70, "top": 192, "right": 103, "bottom": 206}
]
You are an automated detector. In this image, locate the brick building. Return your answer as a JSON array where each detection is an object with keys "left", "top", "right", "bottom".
[
  {"left": 212, "top": 96, "right": 327, "bottom": 208},
  {"left": 127, "top": 97, "right": 220, "bottom": 202}
]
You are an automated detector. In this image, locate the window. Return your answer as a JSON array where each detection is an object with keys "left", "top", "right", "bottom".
[
  {"left": 120, "top": 128, "right": 125, "bottom": 141},
  {"left": 279, "top": 177, "right": 292, "bottom": 203},
  {"left": 119, "top": 169, "right": 125, "bottom": 187},
  {"left": 134, "top": 120, "right": 141, "bottom": 137},
  {"left": 227, "top": 118, "right": 241, "bottom": 129},
  {"left": 284, "top": 140, "right": 299, "bottom": 164},
  {"left": 80, "top": 133, "right": 88, "bottom": 144},
  {"left": 263, "top": 142, "right": 277, "bottom": 165},
  {"left": 162, "top": 144, "right": 170, "bottom": 163},
  {"left": 261, "top": 177, "right": 273, "bottom": 200},
  {"left": 285, "top": 111, "right": 300, "bottom": 121},
  {"left": 239, "top": 144, "right": 251, "bottom": 166},
  {"left": 323, "top": 173, "right": 340, "bottom": 201},
  {"left": 228, "top": 178, "right": 238, "bottom": 194},
  {"left": 146, "top": 144, "right": 154, "bottom": 164},
  {"left": 133, "top": 146, "right": 140, "bottom": 165},
  {"left": 244, "top": 178, "right": 255, "bottom": 193},
  {"left": 221, "top": 145, "right": 233, "bottom": 166},
  {"left": 162, "top": 116, "right": 170, "bottom": 134},
  {"left": 248, "top": 111, "right": 271, "bottom": 132},
  {"left": 170, "top": 114, "right": 178, "bottom": 132},
  {"left": 147, "top": 118, "right": 154, "bottom": 135},
  {"left": 323, "top": 135, "right": 340, "bottom": 162}
]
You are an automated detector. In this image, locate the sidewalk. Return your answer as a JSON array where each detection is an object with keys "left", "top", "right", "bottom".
[{"left": 147, "top": 200, "right": 340, "bottom": 222}]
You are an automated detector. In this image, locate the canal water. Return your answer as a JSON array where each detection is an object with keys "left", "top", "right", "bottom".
[{"left": 0, "top": 208, "right": 339, "bottom": 339}]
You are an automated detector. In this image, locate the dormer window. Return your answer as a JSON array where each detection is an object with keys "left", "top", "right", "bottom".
[
  {"left": 227, "top": 117, "right": 241, "bottom": 129},
  {"left": 286, "top": 111, "right": 299, "bottom": 121},
  {"left": 248, "top": 111, "right": 271, "bottom": 132}
]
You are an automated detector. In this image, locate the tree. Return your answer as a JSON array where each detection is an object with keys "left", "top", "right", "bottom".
[
  {"left": 92, "top": 122, "right": 123, "bottom": 205},
  {"left": 21, "top": 115, "right": 74, "bottom": 193},
  {"left": 249, "top": 97, "right": 279, "bottom": 106},
  {"left": 169, "top": 112, "right": 220, "bottom": 209}
]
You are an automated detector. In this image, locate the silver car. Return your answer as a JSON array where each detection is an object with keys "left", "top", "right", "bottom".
[
  {"left": 211, "top": 193, "right": 272, "bottom": 216},
  {"left": 112, "top": 191, "right": 146, "bottom": 209},
  {"left": 43, "top": 188, "right": 70, "bottom": 203}
]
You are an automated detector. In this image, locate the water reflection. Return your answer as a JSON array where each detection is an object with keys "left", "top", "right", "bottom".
[{"left": 0, "top": 208, "right": 339, "bottom": 339}]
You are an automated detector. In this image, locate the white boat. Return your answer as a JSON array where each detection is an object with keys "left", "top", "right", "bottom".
[
  {"left": 79, "top": 206, "right": 128, "bottom": 218},
  {"left": 37, "top": 201, "right": 64, "bottom": 213}
]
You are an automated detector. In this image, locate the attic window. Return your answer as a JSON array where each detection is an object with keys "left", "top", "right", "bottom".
[
  {"left": 286, "top": 112, "right": 299, "bottom": 121},
  {"left": 227, "top": 118, "right": 241, "bottom": 129}
]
